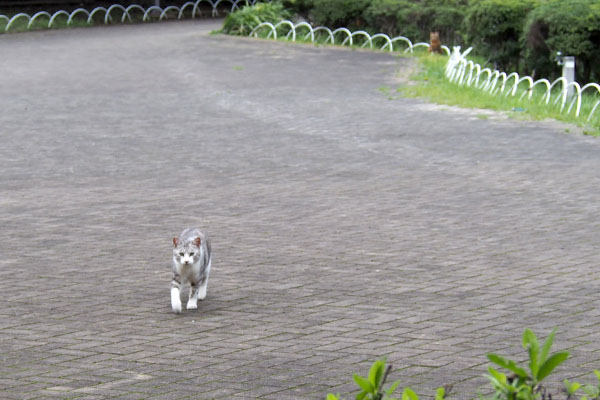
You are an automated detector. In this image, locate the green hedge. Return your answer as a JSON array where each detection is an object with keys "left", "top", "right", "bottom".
[
  {"left": 310, "top": 0, "right": 371, "bottom": 30},
  {"left": 280, "top": 0, "right": 314, "bottom": 16},
  {"left": 221, "top": 2, "right": 291, "bottom": 35},
  {"left": 464, "top": 0, "right": 538, "bottom": 72},
  {"left": 523, "top": 0, "right": 600, "bottom": 83},
  {"left": 309, "top": 0, "right": 467, "bottom": 42},
  {"left": 227, "top": 0, "right": 600, "bottom": 84},
  {"left": 363, "top": 0, "right": 422, "bottom": 39}
]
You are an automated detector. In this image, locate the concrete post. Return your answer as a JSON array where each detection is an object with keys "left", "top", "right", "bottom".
[{"left": 562, "top": 56, "right": 575, "bottom": 100}]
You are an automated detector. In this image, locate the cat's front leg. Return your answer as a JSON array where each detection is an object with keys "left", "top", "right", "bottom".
[
  {"left": 198, "top": 260, "right": 211, "bottom": 301},
  {"left": 171, "top": 274, "right": 182, "bottom": 314},
  {"left": 187, "top": 283, "right": 199, "bottom": 310},
  {"left": 198, "top": 277, "right": 208, "bottom": 301}
]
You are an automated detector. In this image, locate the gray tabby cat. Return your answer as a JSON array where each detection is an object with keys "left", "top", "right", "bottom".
[{"left": 171, "top": 228, "right": 212, "bottom": 314}]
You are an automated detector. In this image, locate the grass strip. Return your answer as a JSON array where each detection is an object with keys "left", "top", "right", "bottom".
[{"left": 399, "top": 55, "right": 600, "bottom": 136}]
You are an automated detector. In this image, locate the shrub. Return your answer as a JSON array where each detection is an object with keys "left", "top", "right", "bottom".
[
  {"left": 363, "top": 0, "right": 422, "bottom": 39},
  {"left": 418, "top": 0, "right": 468, "bottom": 45},
  {"left": 280, "top": 0, "right": 314, "bottom": 17},
  {"left": 326, "top": 358, "right": 416, "bottom": 400},
  {"left": 363, "top": 0, "right": 467, "bottom": 44},
  {"left": 296, "top": 0, "right": 468, "bottom": 43},
  {"left": 221, "top": 2, "right": 291, "bottom": 36},
  {"left": 464, "top": 0, "right": 538, "bottom": 72},
  {"left": 522, "top": 0, "right": 600, "bottom": 83},
  {"left": 326, "top": 328, "right": 600, "bottom": 400},
  {"left": 486, "top": 328, "right": 569, "bottom": 399},
  {"left": 310, "top": 0, "right": 371, "bottom": 30}
]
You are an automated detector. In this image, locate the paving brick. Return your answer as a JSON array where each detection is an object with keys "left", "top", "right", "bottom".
[{"left": 1, "top": 18, "right": 600, "bottom": 400}]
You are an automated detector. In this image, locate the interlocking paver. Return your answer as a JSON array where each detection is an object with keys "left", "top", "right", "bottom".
[{"left": 1, "top": 18, "right": 600, "bottom": 400}]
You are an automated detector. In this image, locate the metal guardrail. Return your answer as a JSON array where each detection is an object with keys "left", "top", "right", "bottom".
[
  {"left": 249, "top": 20, "right": 450, "bottom": 55},
  {"left": 0, "top": 0, "right": 262, "bottom": 31},
  {"left": 445, "top": 46, "right": 600, "bottom": 122}
]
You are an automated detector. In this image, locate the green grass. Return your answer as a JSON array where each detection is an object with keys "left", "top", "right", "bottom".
[{"left": 400, "top": 55, "right": 600, "bottom": 136}]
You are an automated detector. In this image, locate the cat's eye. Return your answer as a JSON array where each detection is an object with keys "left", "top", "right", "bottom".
[{"left": 179, "top": 252, "right": 184, "bottom": 256}]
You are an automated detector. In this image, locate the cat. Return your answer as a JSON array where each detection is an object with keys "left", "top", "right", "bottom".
[
  {"left": 171, "top": 228, "right": 212, "bottom": 314},
  {"left": 428, "top": 31, "right": 443, "bottom": 54}
]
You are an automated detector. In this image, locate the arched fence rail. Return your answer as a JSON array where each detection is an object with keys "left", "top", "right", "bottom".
[
  {"left": 446, "top": 46, "right": 600, "bottom": 122},
  {"left": 249, "top": 20, "right": 450, "bottom": 55},
  {"left": 250, "top": 20, "right": 598, "bottom": 123},
  {"left": 0, "top": 0, "right": 267, "bottom": 32}
]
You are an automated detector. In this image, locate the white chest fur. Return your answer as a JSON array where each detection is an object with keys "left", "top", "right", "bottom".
[{"left": 173, "top": 258, "right": 201, "bottom": 283}]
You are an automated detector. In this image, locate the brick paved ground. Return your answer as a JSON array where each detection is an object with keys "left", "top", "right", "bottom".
[{"left": 1, "top": 20, "right": 600, "bottom": 400}]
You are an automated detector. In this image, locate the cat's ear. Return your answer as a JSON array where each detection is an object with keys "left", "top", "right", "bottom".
[
  {"left": 194, "top": 237, "right": 202, "bottom": 247},
  {"left": 173, "top": 237, "right": 179, "bottom": 247}
]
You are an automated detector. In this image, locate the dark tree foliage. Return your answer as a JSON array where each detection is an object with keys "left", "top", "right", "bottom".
[
  {"left": 523, "top": 0, "right": 600, "bottom": 83},
  {"left": 464, "top": 0, "right": 538, "bottom": 72}
]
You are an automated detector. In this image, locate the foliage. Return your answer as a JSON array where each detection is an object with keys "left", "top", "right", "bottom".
[
  {"left": 326, "top": 329, "right": 600, "bottom": 400},
  {"left": 522, "top": 0, "right": 600, "bottom": 83},
  {"left": 305, "top": 0, "right": 600, "bottom": 84},
  {"left": 327, "top": 0, "right": 468, "bottom": 43},
  {"left": 420, "top": 0, "right": 468, "bottom": 45},
  {"left": 353, "top": 359, "right": 401, "bottom": 400},
  {"left": 579, "top": 370, "right": 600, "bottom": 400},
  {"left": 310, "top": 0, "right": 371, "bottom": 30},
  {"left": 280, "top": 0, "right": 315, "bottom": 16},
  {"left": 363, "top": 0, "right": 421, "bottom": 39},
  {"left": 564, "top": 378, "right": 583, "bottom": 399},
  {"left": 485, "top": 328, "right": 570, "bottom": 400},
  {"left": 464, "top": 0, "right": 538, "bottom": 72},
  {"left": 399, "top": 54, "right": 600, "bottom": 136},
  {"left": 221, "top": 2, "right": 291, "bottom": 36},
  {"left": 326, "top": 358, "right": 433, "bottom": 400}
]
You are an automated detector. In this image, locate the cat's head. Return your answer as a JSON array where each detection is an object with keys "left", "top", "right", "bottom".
[
  {"left": 430, "top": 31, "right": 440, "bottom": 41},
  {"left": 172, "top": 237, "right": 202, "bottom": 265}
]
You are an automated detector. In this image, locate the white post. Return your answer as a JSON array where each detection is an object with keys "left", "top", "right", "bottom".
[{"left": 563, "top": 56, "right": 575, "bottom": 100}]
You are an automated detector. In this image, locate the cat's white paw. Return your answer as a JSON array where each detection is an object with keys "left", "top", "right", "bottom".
[
  {"left": 198, "top": 286, "right": 207, "bottom": 300},
  {"left": 186, "top": 300, "right": 198, "bottom": 310},
  {"left": 172, "top": 302, "right": 182, "bottom": 314},
  {"left": 171, "top": 288, "right": 182, "bottom": 314}
]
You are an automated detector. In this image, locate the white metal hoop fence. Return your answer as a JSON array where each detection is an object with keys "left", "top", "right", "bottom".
[
  {"left": 250, "top": 20, "right": 599, "bottom": 122},
  {"left": 249, "top": 19, "right": 450, "bottom": 55},
  {"left": 446, "top": 46, "right": 600, "bottom": 122},
  {"left": 0, "top": 0, "right": 263, "bottom": 32}
]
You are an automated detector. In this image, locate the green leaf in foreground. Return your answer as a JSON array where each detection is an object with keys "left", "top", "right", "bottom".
[
  {"left": 353, "top": 373, "right": 374, "bottom": 393},
  {"left": 402, "top": 387, "right": 419, "bottom": 400},
  {"left": 368, "top": 359, "right": 385, "bottom": 388},
  {"left": 487, "top": 353, "right": 528, "bottom": 378},
  {"left": 537, "top": 352, "right": 570, "bottom": 381}
]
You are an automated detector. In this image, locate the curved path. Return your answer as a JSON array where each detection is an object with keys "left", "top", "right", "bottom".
[{"left": 1, "top": 20, "right": 599, "bottom": 399}]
